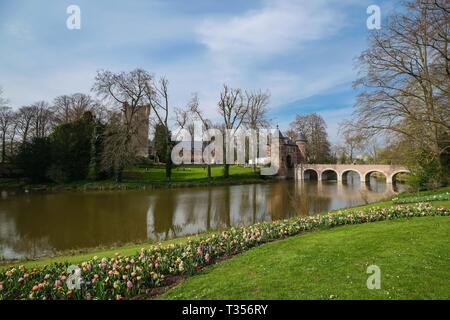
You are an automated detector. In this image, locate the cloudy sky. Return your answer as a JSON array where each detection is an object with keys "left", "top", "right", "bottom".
[{"left": 0, "top": 0, "right": 397, "bottom": 142}]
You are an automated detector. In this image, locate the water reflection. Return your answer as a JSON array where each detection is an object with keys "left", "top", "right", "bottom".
[{"left": 0, "top": 179, "right": 405, "bottom": 260}]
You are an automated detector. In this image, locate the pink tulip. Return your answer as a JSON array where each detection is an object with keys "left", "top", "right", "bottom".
[
  {"left": 32, "top": 285, "right": 39, "bottom": 292},
  {"left": 127, "top": 281, "right": 133, "bottom": 289}
]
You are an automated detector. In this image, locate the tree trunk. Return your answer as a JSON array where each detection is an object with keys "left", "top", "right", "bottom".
[
  {"left": 165, "top": 130, "right": 172, "bottom": 182},
  {"left": 115, "top": 167, "right": 123, "bottom": 183},
  {"left": 224, "top": 164, "right": 230, "bottom": 178},
  {"left": 165, "top": 158, "right": 172, "bottom": 182},
  {"left": 207, "top": 164, "right": 211, "bottom": 181},
  {"left": 1, "top": 132, "right": 6, "bottom": 163}
]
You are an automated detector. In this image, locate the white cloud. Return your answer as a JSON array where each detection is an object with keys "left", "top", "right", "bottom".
[
  {"left": 197, "top": 0, "right": 344, "bottom": 63},
  {"left": 187, "top": 0, "right": 356, "bottom": 120},
  {"left": 1, "top": 0, "right": 362, "bottom": 138}
]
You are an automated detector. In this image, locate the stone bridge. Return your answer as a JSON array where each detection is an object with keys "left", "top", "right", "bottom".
[{"left": 296, "top": 164, "right": 410, "bottom": 184}]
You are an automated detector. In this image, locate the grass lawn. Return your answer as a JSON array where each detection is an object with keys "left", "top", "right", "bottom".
[
  {"left": 160, "top": 216, "right": 450, "bottom": 300},
  {"left": 1, "top": 165, "right": 267, "bottom": 191},
  {"left": 128, "top": 165, "right": 259, "bottom": 182},
  {"left": 70, "top": 165, "right": 265, "bottom": 189}
]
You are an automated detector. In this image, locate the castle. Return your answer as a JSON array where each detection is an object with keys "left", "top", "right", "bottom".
[
  {"left": 267, "top": 130, "right": 307, "bottom": 178},
  {"left": 127, "top": 104, "right": 308, "bottom": 178},
  {"left": 249, "top": 129, "right": 307, "bottom": 178}
]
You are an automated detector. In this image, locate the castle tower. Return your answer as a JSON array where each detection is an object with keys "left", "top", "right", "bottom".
[
  {"left": 123, "top": 103, "right": 151, "bottom": 158},
  {"left": 295, "top": 133, "right": 307, "bottom": 164}
]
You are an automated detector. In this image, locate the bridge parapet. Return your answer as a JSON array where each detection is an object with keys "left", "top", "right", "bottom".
[{"left": 297, "top": 164, "right": 410, "bottom": 184}]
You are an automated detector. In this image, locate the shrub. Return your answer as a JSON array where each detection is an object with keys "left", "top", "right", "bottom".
[
  {"left": 50, "top": 112, "right": 95, "bottom": 182},
  {"left": 15, "top": 137, "right": 52, "bottom": 183},
  {"left": 407, "top": 157, "right": 447, "bottom": 191}
]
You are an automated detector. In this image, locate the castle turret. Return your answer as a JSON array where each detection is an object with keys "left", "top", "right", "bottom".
[{"left": 295, "top": 133, "right": 307, "bottom": 163}]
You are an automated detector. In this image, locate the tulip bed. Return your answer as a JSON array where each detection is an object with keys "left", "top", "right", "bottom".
[
  {"left": 392, "top": 192, "right": 450, "bottom": 204},
  {"left": 1, "top": 203, "right": 449, "bottom": 300}
]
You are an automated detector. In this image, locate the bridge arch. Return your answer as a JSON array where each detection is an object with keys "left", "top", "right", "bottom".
[
  {"left": 390, "top": 170, "right": 411, "bottom": 184},
  {"left": 298, "top": 164, "right": 410, "bottom": 184},
  {"left": 303, "top": 168, "right": 319, "bottom": 181},
  {"left": 321, "top": 168, "right": 339, "bottom": 181},
  {"left": 364, "top": 170, "right": 388, "bottom": 182},
  {"left": 341, "top": 169, "right": 362, "bottom": 183}
]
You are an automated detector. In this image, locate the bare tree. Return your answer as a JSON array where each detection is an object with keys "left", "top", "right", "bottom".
[
  {"left": 8, "top": 112, "right": 19, "bottom": 156},
  {"left": 29, "top": 101, "right": 53, "bottom": 139},
  {"left": 92, "top": 69, "right": 152, "bottom": 182},
  {"left": 338, "top": 122, "right": 366, "bottom": 163},
  {"left": 101, "top": 112, "right": 140, "bottom": 182},
  {"left": 244, "top": 90, "right": 270, "bottom": 172},
  {"left": 289, "top": 113, "right": 332, "bottom": 163},
  {"left": 352, "top": 0, "right": 450, "bottom": 176},
  {"left": 16, "top": 106, "right": 35, "bottom": 143},
  {"left": 145, "top": 76, "right": 173, "bottom": 181},
  {"left": 218, "top": 84, "right": 248, "bottom": 177},
  {"left": 189, "top": 94, "right": 215, "bottom": 180},
  {"left": 174, "top": 98, "right": 197, "bottom": 166},
  {"left": 0, "top": 88, "right": 12, "bottom": 162},
  {"left": 53, "top": 93, "right": 100, "bottom": 124}
]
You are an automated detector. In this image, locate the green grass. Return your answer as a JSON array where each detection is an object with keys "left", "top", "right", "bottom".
[
  {"left": 0, "top": 165, "right": 268, "bottom": 191},
  {"left": 160, "top": 216, "right": 450, "bottom": 300},
  {"left": 129, "top": 165, "right": 259, "bottom": 182},
  {"left": 394, "top": 186, "right": 450, "bottom": 198}
]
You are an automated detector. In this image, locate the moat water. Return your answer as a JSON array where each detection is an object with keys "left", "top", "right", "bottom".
[{"left": 0, "top": 176, "right": 406, "bottom": 260}]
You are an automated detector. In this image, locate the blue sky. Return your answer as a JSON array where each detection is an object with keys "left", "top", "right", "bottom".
[{"left": 0, "top": 0, "right": 397, "bottom": 142}]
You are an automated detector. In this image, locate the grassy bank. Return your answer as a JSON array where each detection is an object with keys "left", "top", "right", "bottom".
[
  {"left": 161, "top": 216, "right": 450, "bottom": 300},
  {"left": 156, "top": 187, "right": 450, "bottom": 300},
  {"left": 0, "top": 165, "right": 270, "bottom": 191}
]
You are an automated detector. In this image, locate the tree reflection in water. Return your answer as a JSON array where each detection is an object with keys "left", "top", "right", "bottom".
[{"left": 0, "top": 179, "right": 404, "bottom": 259}]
